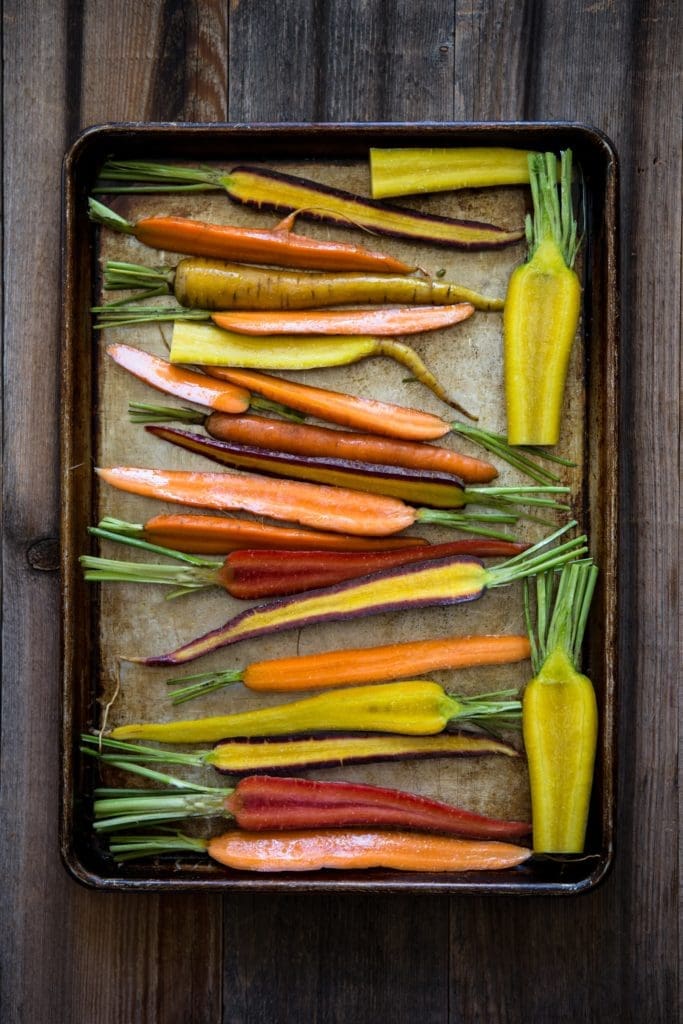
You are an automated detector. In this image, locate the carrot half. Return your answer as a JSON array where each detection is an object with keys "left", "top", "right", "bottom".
[
  {"left": 107, "top": 828, "right": 532, "bottom": 873},
  {"left": 123, "top": 513, "right": 429, "bottom": 555},
  {"left": 206, "top": 828, "right": 532, "bottom": 872},
  {"left": 210, "top": 303, "right": 475, "bottom": 337},
  {"left": 97, "top": 466, "right": 416, "bottom": 536},
  {"left": 89, "top": 198, "right": 415, "bottom": 274}
]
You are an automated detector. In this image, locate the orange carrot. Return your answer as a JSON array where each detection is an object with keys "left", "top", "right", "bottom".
[
  {"left": 96, "top": 466, "right": 417, "bottom": 536},
  {"left": 108, "top": 344, "right": 251, "bottom": 413},
  {"left": 241, "top": 633, "right": 531, "bottom": 691},
  {"left": 205, "top": 367, "right": 453, "bottom": 441},
  {"left": 89, "top": 199, "right": 414, "bottom": 274},
  {"left": 203, "top": 412, "right": 497, "bottom": 484},
  {"left": 210, "top": 303, "right": 475, "bottom": 337},
  {"left": 168, "top": 632, "right": 532, "bottom": 703},
  {"left": 134, "top": 513, "right": 429, "bottom": 555},
  {"left": 205, "top": 828, "right": 532, "bottom": 872}
]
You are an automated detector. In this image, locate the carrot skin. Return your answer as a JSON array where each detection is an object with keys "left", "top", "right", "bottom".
[
  {"left": 205, "top": 413, "right": 497, "bottom": 484},
  {"left": 205, "top": 367, "right": 453, "bottom": 442},
  {"left": 226, "top": 776, "right": 531, "bottom": 839},
  {"left": 210, "top": 303, "right": 475, "bottom": 337},
  {"left": 133, "top": 215, "right": 415, "bottom": 273},
  {"left": 206, "top": 827, "right": 532, "bottom": 872},
  {"left": 142, "top": 513, "right": 428, "bottom": 555}
]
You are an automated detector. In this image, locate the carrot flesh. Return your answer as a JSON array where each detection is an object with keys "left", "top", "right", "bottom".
[
  {"left": 206, "top": 828, "right": 532, "bottom": 872},
  {"left": 204, "top": 367, "right": 452, "bottom": 441},
  {"left": 205, "top": 412, "right": 497, "bottom": 484},
  {"left": 242, "top": 633, "right": 531, "bottom": 692},
  {"left": 133, "top": 215, "right": 415, "bottom": 274},
  {"left": 210, "top": 303, "right": 475, "bottom": 337},
  {"left": 96, "top": 466, "right": 417, "bottom": 536},
  {"left": 107, "top": 343, "right": 251, "bottom": 414},
  {"left": 142, "top": 513, "right": 428, "bottom": 554}
]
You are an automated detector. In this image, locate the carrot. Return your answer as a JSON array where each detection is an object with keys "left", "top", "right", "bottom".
[
  {"left": 137, "top": 408, "right": 498, "bottom": 484},
  {"left": 168, "top": 322, "right": 475, "bottom": 417},
  {"left": 210, "top": 304, "right": 475, "bottom": 337},
  {"left": 108, "top": 828, "right": 532, "bottom": 872},
  {"left": 88, "top": 198, "right": 415, "bottom": 274},
  {"left": 95, "top": 160, "right": 525, "bottom": 250},
  {"left": 169, "top": 632, "right": 531, "bottom": 703},
  {"left": 504, "top": 151, "right": 582, "bottom": 445},
  {"left": 102, "top": 258, "right": 503, "bottom": 312},
  {"left": 97, "top": 465, "right": 555, "bottom": 541},
  {"left": 105, "top": 514, "right": 429, "bottom": 555},
  {"left": 107, "top": 343, "right": 288, "bottom": 417}
]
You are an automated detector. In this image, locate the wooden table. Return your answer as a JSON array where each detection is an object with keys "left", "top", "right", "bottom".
[{"left": 2, "top": 3, "right": 679, "bottom": 1021}]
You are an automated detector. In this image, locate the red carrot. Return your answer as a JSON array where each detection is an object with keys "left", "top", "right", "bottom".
[{"left": 92, "top": 768, "right": 531, "bottom": 840}]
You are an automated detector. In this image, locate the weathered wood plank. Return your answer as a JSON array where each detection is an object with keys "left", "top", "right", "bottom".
[
  {"left": 1, "top": 3, "right": 228, "bottom": 1023},
  {"left": 228, "top": 0, "right": 455, "bottom": 121}
]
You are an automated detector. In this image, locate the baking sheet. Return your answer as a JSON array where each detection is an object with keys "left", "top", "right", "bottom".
[{"left": 61, "top": 123, "right": 618, "bottom": 893}]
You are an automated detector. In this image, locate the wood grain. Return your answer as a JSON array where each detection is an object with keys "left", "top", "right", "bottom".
[{"left": 1, "top": 1, "right": 680, "bottom": 1022}]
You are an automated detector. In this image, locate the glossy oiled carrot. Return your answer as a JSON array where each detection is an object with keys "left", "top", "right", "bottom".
[
  {"left": 107, "top": 828, "right": 532, "bottom": 872},
  {"left": 89, "top": 198, "right": 415, "bottom": 273},
  {"left": 203, "top": 412, "right": 497, "bottom": 484},
  {"left": 96, "top": 466, "right": 416, "bottom": 536},
  {"left": 205, "top": 829, "right": 532, "bottom": 872},
  {"left": 181, "top": 364, "right": 453, "bottom": 441},
  {"left": 108, "top": 343, "right": 252, "bottom": 413},
  {"left": 210, "top": 303, "right": 475, "bottom": 336},
  {"left": 132, "top": 513, "right": 429, "bottom": 555}
]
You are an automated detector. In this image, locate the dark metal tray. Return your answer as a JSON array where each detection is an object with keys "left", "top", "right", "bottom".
[{"left": 61, "top": 122, "right": 619, "bottom": 893}]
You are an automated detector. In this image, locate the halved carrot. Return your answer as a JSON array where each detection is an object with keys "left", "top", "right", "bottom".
[
  {"left": 242, "top": 633, "right": 531, "bottom": 691},
  {"left": 205, "top": 828, "right": 532, "bottom": 873},
  {"left": 107, "top": 343, "right": 251, "bottom": 413},
  {"left": 96, "top": 466, "right": 417, "bottom": 536},
  {"left": 89, "top": 198, "right": 415, "bottom": 274},
  {"left": 205, "top": 366, "right": 453, "bottom": 441},
  {"left": 210, "top": 303, "right": 475, "bottom": 337}
]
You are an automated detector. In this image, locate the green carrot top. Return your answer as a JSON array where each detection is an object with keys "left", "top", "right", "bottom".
[{"left": 525, "top": 151, "right": 580, "bottom": 269}]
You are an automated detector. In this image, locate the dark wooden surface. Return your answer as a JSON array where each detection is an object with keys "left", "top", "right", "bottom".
[{"left": 1, "top": 2, "right": 679, "bottom": 1021}]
